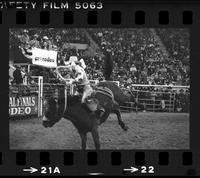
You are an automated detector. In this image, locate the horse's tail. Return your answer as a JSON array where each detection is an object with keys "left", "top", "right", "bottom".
[
  {"left": 103, "top": 50, "right": 113, "bottom": 80},
  {"left": 101, "top": 50, "right": 129, "bottom": 104}
]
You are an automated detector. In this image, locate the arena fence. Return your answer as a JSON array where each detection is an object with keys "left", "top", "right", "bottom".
[
  {"left": 120, "top": 90, "right": 176, "bottom": 113},
  {"left": 9, "top": 68, "right": 190, "bottom": 117},
  {"left": 120, "top": 84, "right": 189, "bottom": 113},
  {"left": 41, "top": 82, "right": 189, "bottom": 114}
]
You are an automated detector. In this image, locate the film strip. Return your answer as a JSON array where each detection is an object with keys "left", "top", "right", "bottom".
[{"left": 1, "top": 0, "right": 200, "bottom": 176}]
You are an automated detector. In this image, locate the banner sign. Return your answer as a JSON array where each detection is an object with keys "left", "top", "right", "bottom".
[
  {"left": 9, "top": 96, "right": 38, "bottom": 116},
  {"left": 31, "top": 48, "right": 58, "bottom": 68}
]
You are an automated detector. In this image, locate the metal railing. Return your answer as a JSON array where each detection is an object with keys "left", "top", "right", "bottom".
[{"left": 120, "top": 89, "right": 189, "bottom": 113}]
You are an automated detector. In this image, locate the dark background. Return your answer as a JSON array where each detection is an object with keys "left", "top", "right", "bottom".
[{"left": 0, "top": 0, "right": 199, "bottom": 176}]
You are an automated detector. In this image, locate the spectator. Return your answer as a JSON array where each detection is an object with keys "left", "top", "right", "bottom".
[{"left": 12, "top": 66, "right": 23, "bottom": 85}]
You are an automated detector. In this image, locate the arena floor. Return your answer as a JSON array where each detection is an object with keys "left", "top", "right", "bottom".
[{"left": 9, "top": 112, "right": 189, "bottom": 150}]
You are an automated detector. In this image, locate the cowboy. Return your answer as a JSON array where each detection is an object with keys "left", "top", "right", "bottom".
[
  {"left": 69, "top": 61, "right": 105, "bottom": 118},
  {"left": 70, "top": 61, "right": 93, "bottom": 103}
]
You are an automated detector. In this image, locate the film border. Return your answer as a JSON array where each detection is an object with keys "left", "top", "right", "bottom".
[{"left": 0, "top": 0, "right": 199, "bottom": 176}]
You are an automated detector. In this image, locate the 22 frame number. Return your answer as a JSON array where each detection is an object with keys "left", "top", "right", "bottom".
[{"left": 141, "top": 166, "right": 154, "bottom": 174}]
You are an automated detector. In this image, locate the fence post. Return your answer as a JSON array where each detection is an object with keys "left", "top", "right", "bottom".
[
  {"left": 38, "top": 76, "right": 43, "bottom": 117},
  {"left": 173, "top": 93, "right": 176, "bottom": 112},
  {"left": 153, "top": 95, "right": 155, "bottom": 112},
  {"left": 169, "top": 93, "right": 172, "bottom": 112},
  {"left": 136, "top": 91, "right": 138, "bottom": 112},
  {"left": 64, "top": 85, "right": 67, "bottom": 112}
]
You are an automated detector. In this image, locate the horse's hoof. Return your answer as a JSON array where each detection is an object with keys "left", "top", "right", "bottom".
[{"left": 123, "top": 125, "right": 129, "bottom": 131}]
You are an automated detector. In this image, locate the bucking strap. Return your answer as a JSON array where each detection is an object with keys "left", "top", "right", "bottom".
[{"left": 95, "top": 86, "right": 114, "bottom": 100}]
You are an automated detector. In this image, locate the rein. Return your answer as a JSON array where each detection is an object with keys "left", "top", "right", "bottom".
[
  {"left": 63, "top": 84, "right": 68, "bottom": 116},
  {"left": 53, "top": 66, "right": 73, "bottom": 116},
  {"left": 53, "top": 90, "right": 67, "bottom": 117}
]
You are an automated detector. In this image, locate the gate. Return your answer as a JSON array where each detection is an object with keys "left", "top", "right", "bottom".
[
  {"left": 136, "top": 90, "right": 176, "bottom": 112},
  {"left": 120, "top": 90, "right": 176, "bottom": 112}
]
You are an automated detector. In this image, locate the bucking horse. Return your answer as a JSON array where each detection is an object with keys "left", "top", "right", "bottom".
[{"left": 42, "top": 53, "right": 144, "bottom": 150}]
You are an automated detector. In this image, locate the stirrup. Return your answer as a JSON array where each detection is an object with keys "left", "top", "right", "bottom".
[{"left": 99, "top": 109, "right": 105, "bottom": 117}]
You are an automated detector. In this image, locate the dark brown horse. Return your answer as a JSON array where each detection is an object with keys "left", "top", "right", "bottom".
[{"left": 42, "top": 81, "right": 144, "bottom": 149}]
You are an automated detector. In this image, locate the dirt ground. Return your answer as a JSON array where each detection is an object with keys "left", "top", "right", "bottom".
[{"left": 9, "top": 112, "right": 189, "bottom": 150}]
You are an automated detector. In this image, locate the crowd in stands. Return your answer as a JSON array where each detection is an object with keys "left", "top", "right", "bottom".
[
  {"left": 89, "top": 28, "right": 190, "bottom": 86},
  {"left": 10, "top": 28, "right": 89, "bottom": 49},
  {"left": 9, "top": 28, "right": 190, "bottom": 112},
  {"left": 9, "top": 28, "right": 190, "bottom": 86},
  {"left": 156, "top": 29, "right": 190, "bottom": 86}
]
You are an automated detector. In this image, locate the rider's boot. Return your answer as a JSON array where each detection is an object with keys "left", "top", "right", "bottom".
[{"left": 97, "top": 106, "right": 105, "bottom": 118}]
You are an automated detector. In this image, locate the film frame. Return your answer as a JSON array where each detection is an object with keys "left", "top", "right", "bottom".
[{"left": 1, "top": 0, "right": 200, "bottom": 176}]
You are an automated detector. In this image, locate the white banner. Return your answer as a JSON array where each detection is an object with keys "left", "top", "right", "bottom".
[{"left": 31, "top": 48, "right": 58, "bottom": 68}]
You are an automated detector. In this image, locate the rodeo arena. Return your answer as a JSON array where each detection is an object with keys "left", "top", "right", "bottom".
[{"left": 9, "top": 28, "right": 189, "bottom": 150}]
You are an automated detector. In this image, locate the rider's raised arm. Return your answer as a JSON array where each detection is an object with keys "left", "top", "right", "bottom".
[{"left": 20, "top": 46, "right": 33, "bottom": 60}]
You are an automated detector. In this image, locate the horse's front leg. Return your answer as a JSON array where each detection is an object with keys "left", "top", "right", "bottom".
[
  {"left": 79, "top": 132, "right": 87, "bottom": 150},
  {"left": 91, "top": 124, "right": 100, "bottom": 150},
  {"left": 113, "top": 108, "right": 129, "bottom": 131}
]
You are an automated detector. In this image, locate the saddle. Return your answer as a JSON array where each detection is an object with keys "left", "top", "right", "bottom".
[
  {"left": 85, "top": 86, "right": 115, "bottom": 112},
  {"left": 74, "top": 85, "right": 115, "bottom": 118}
]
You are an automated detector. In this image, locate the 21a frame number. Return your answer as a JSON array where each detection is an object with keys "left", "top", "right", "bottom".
[
  {"left": 141, "top": 166, "right": 154, "bottom": 174},
  {"left": 41, "top": 167, "right": 60, "bottom": 174}
]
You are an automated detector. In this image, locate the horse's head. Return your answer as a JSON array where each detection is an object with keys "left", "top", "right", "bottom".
[{"left": 42, "top": 93, "right": 66, "bottom": 128}]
